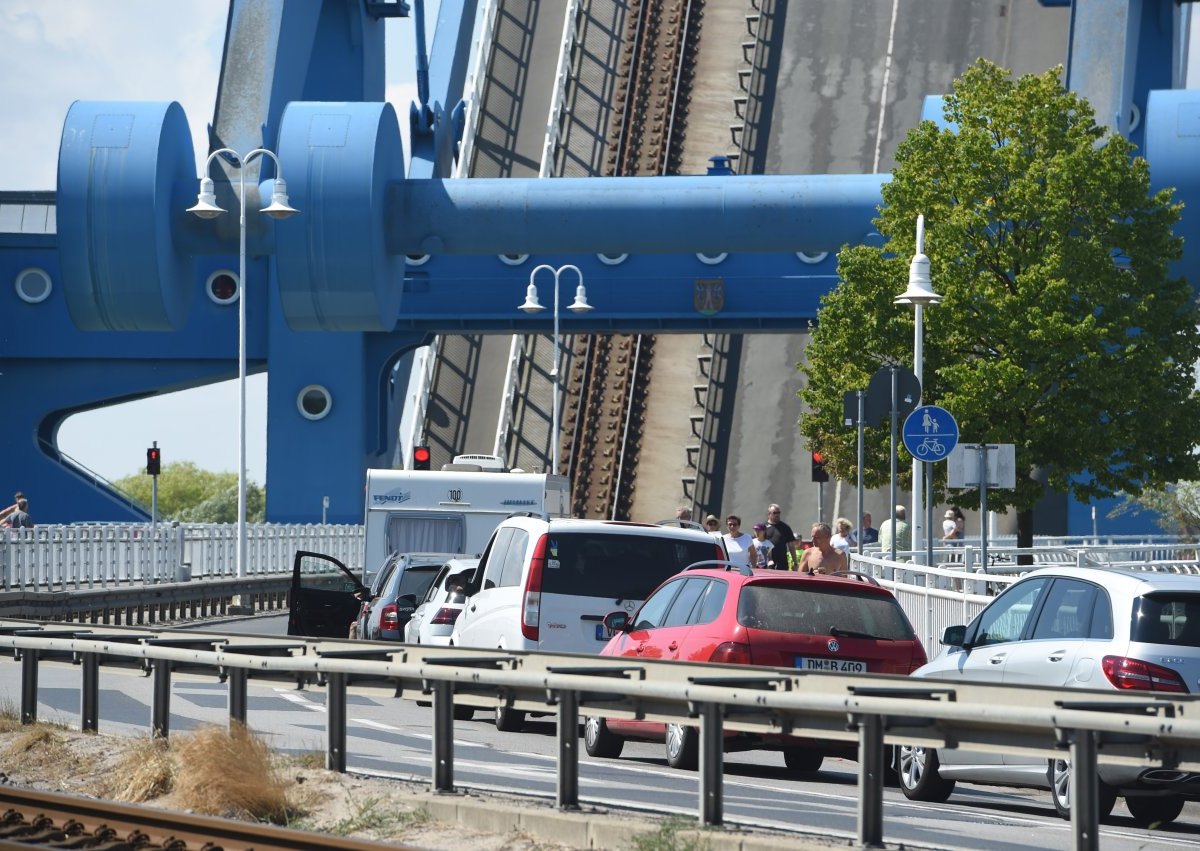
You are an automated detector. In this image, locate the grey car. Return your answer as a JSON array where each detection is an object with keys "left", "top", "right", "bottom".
[
  {"left": 358, "top": 552, "right": 458, "bottom": 641},
  {"left": 898, "top": 566, "right": 1200, "bottom": 826}
]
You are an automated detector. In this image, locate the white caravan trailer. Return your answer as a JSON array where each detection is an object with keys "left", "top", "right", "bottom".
[{"left": 362, "top": 461, "right": 569, "bottom": 584}]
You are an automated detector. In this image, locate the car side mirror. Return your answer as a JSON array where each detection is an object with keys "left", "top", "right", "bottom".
[
  {"left": 603, "top": 611, "right": 630, "bottom": 633},
  {"left": 941, "top": 624, "right": 968, "bottom": 648}
]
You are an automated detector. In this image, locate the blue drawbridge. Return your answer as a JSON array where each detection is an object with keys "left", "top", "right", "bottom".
[{"left": 0, "top": 0, "right": 1197, "bottom": 528}]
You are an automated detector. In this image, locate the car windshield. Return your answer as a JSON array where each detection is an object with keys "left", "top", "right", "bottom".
[
  {"left": 737, "top": 584, "right": 916, "bottom": 641},
  {"left": 541, "top": 533, "right": 718, "bottom": 600},
  {"left": 1131, "top": 593, "right": 1200, "bottom": 646}
]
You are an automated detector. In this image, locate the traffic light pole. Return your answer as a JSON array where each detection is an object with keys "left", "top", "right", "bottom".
[{"left": 149, "top": 441, "right": 158, "bottom": 583}]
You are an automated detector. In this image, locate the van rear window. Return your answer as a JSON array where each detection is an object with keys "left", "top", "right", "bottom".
[{"left": 540, "top": 533, "right": 718, "bottom": 600}]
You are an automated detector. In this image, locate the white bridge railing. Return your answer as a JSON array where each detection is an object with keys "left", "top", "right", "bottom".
[{"left": 1, "top": 523, "right": 364, "bottom": 590}]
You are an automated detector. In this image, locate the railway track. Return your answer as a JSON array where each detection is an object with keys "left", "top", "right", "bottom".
[
  {"left": 564, "top": 0, "right": 700, "bottom": 519},
  {"left": 0, "top": 786, "right": 403, "bottom": 851}
]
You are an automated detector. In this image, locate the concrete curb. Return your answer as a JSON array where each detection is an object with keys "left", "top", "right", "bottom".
[{"left": 417, "top": 791, "right": 863, "bottom": 850}]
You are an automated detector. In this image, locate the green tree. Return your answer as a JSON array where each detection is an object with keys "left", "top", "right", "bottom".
[
  {"left": 800, "top": 60, "right": 1200, "bottom": 546},
  {"left": 113, "top": 461, "right": 265, "bottom": 523}
]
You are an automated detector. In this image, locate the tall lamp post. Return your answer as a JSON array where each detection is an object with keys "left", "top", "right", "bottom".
[
  {"left": 188, "top": 148, "right": 298, "bottom": 578},
  {"left": 518, "top": 264, "right": 593, "bottom": 475},
  {"left": 894, "top": 215, "right": 941, "bottom": 560}
]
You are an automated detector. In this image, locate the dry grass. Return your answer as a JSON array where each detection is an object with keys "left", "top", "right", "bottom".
[
  {"left": 1, "top": 724, "right": 94, "bottom": 785},
  {"left": 170, "top": 723, "right": 297, "bottom": 822},
  {"left": 107, "top": 737, "right": 176, "bottom": 802}
]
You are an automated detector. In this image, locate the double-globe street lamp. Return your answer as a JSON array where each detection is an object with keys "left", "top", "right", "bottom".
[
  {"left": 518, "top": 264, "right": 593, "bottom": 475},
  {"left": 894, "top": 214, "right": 942, "bottom": 560},
  {"left": 188, "top": 149, "right": 298, "bottom": 578}
]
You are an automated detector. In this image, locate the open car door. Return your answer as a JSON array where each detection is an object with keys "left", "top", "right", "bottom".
[{"left": 288, "top": 551, "right": 366, "bottom": 637}]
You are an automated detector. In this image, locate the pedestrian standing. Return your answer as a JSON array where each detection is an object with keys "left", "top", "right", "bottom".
[
  {"left": 878, "top": 505, "right": 911, "bottom": 557},
  {"left": 703, "top": 514, "right": 722, "bottom": 537},
  {"left": 765, "top": 504, "right": 797, "bottom": 570},
  {"left": 859, "top": 513, "right": 879, "bottom": 545},
  {"left": 5, "top": 498, "right": 33, "bottom": 530},
  {"left": 749, "top": 523, "right": 774, "bottom": 568},
  {"left": 0, "top": 491, "right": 26, "bottom": 526},
  {"left": 796, "top": 522, "right": 848, "bottom": 575},
  {"left": 722, "top": 515, "right": 754, "bottom": 568},
  {"left": 830, "top": 517, "right": 854, "bottom": 558},
  {"left": 675, "top": 506, "right": 693, "bottom": 523}
]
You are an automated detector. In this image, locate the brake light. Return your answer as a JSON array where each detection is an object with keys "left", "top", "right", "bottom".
[
  {"left": 430, "top": 606, "right": 461, "bottom": 626},
  {"left": 908, "top": 644, "right": 929, "bottom": 674},
  {"left": 713, "top": 543, "right": 726, "bottom": 560},
  {"left": 522, "top": 534, "right": 547, "bottom": 641},
  {"left": 380, "top": 603, "right": 398, "bottom": 631},
  {"left": 710, "top": 641, "right": 753, "bottom": 665},
  {"left": 1102, "top": 655, "right": 1188, "bottom": 693}
]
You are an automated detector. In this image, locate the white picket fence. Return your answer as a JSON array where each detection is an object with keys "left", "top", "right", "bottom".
[{"left": 1, "top": 523, "right": 364, "bottom": 590}]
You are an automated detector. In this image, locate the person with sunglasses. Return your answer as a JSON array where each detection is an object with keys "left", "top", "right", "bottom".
[{"left": 722, "top": 515, "right": 754, "bottom": 567}]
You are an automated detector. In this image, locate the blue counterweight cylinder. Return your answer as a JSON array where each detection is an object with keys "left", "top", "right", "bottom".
[
  {"left": 57, "top": 100, "right": 197, "bottom": 331},
  {"left": 1145, "top": 90, "right": 1200, "bottom": 280},
  {"left": 275, "top": 101, "right": 407, "bottom": 332}
]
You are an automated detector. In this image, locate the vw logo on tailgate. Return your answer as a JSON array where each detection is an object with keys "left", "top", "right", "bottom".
[{"left": 827, "top": 639, "right": 840, "bottom": 653}]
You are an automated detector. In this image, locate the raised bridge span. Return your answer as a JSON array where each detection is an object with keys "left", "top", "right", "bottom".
[{"left": 423, "top": 0, "right": 1076, "bottom": 528}]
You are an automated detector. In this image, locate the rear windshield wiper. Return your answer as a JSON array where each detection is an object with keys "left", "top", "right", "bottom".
[{"left": 830, "top": 627, "right": 888, "bottom": 640}]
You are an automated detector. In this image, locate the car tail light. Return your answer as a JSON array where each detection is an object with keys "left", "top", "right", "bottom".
[
  {"left": 710, "top": 641, "right": 753, "bottom": 665},
  {"left": 380, "top": 603, "right": 398, "bottom": 631},
  {"left": 522, "top": 534, "right": 548, "bottom": 641},
  {"left": 908, "top": 644, "right": 929, "bottom": 673},
  {"left": 430, "top": 606, "right": 461, "bottom": 626},
  {"left": 1102, "top": 655, "right": 1188, "bottom": 693}
]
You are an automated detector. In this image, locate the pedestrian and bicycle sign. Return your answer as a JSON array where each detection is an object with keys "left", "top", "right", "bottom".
[{"left": 902, "top": 405, "right": 958, "bottom": 461}]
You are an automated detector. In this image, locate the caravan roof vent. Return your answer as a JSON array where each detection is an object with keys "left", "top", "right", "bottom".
[{"left": 452, "top": 454, "right": 507, "bottom": 472}]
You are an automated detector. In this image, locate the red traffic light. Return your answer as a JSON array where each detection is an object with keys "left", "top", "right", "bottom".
[
  {"left": 811, "top": 451, "right": 829, "bottom": 483},
  {"left": 413, "top": 446, "right": 432, "bottom": 470},
  {"left": 146, "top": 446, "right": 161, "bottom": 476}
]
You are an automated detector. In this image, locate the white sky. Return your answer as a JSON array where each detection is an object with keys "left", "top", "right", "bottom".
[{"left": 0, "top": 1, "right": 424, "bottom": 484}]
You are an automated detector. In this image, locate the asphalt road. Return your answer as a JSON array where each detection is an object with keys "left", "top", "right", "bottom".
[{"left": 3, "top": 612, "right": 1197, "bottom": 850}]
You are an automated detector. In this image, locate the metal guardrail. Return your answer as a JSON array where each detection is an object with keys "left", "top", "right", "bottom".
[{"left": 3, "top": 619, "right": 1198, "bottom": 850}]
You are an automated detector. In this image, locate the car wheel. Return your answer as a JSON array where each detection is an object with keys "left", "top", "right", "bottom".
[
  {"left": 897, "top": 745, "right": 955, "bottom": 802},
  {"left": 665, "top": 723, "right": 698, "bottom": 770},
  {"left": 782, "top": 747, "right": 823, "bottom": 774},
  {"left": 494, "top": 704, "right": 526, "bottom": 732},
  {"left": 1125, "top": 794, "right": 1185, "bottom": 827},
  {"left": 452, "top": 704, "right": 475, "bottom": 721},
  {"left": 1048, "top": 759, "right": 1117, "bottom": 820},
  {"left": 583, "top": 716, "right": 624, "bottom": 759}
]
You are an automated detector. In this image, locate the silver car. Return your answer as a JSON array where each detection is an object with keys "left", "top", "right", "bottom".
[
  {"left": 899, "top": 566, "right": 1200, "bottom": 826},
  {"left": 358, "top": 552, "right": 458, "bottom": 641},
  {"left": 403, "top": 558, "right": 478, "bottom": 645}
]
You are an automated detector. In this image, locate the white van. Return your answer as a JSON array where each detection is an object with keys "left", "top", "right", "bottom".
[
  {"left": 362, "top": 466, "right": 569, "bottom": 585},
  {"left": 452, "top": 516, "right": 724, "bottom": 728}
]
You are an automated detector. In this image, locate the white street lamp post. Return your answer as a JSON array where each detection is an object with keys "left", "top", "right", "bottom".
[
  {"left": 188, "top": 148, "right": 298, "bottom": 578},
  {"left": 518, "top": 264, "right": 593, "bottom": 475},
  {"left": 894, "top": 214, "right": 941, "bottom": 561}
]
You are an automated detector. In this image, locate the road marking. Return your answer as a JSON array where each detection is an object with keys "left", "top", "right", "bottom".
[{"left": 872, "top": 0, "right": 901, "bottom": 173}]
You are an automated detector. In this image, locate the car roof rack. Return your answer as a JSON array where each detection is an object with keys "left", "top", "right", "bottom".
[
  {"left": 684, "top": 559, "right": 753, "bottom": 576},
  {"left": 827, "top": 569, "right": 880, "bottom": 586},
  {"left": 656, "top": 519, "right": 706, "bottom": 531}
]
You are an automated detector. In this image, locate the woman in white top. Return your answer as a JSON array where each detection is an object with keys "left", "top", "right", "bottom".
[
  {"left": 829, "top": 517, "right": 854, "bottom": 557},
  {"left": 722, "top": 515, "right": 754, "bottom": 567}
]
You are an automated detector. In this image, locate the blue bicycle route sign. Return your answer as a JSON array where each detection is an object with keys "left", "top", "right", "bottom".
[{"left": 902, "top": 405, "right": 959, "bottom": 461}]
